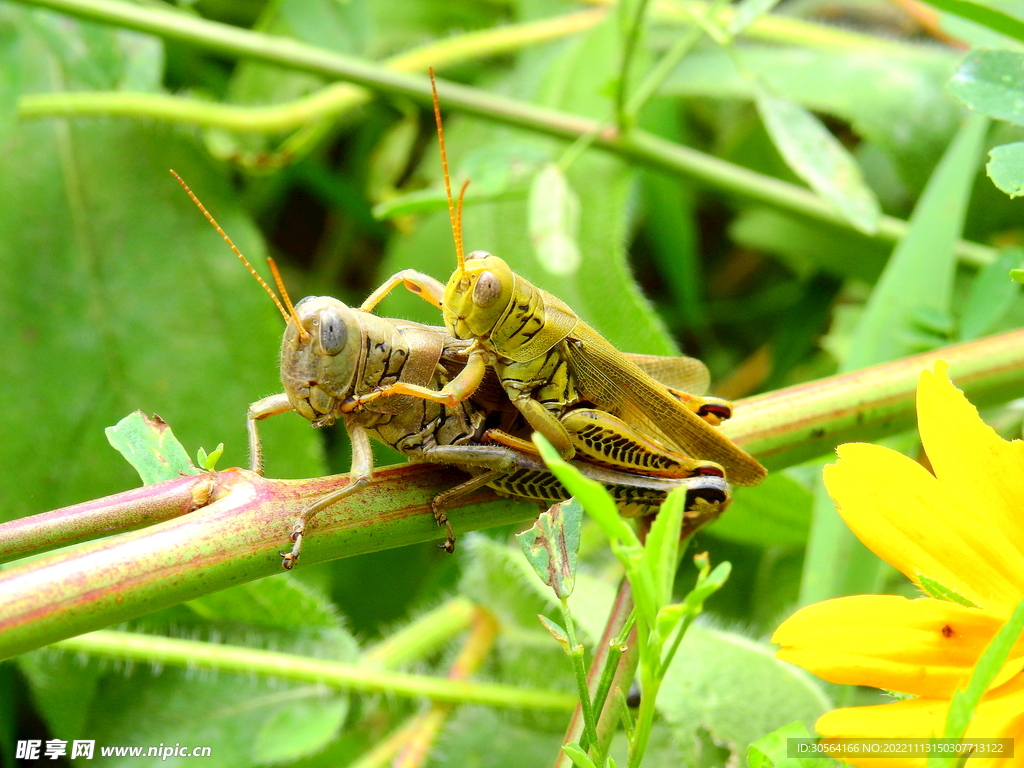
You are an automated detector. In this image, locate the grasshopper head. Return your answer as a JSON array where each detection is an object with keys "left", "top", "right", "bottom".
[
  {"left": 442, "top": 250, "right": 515, "bottom": 340},
  {"left": 280, "top": 296, "right": 362, "bottom": 425}
]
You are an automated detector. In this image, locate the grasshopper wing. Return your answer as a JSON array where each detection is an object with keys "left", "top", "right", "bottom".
[
  {"left": 624, "top": 353, "right": 711, "bottom": 395},
  {"left": 564, "top": 327, "right": 766, "bottom": 486}
]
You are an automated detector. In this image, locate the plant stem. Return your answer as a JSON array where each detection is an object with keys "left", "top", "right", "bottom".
[
  {"left": 391, "top": 608, "right": 500, "bottom": 767},
  {"left": 616, "top": 0, "right": 653, "bottom": 129},
  {"left": 347, "top": 716, "right": 424, "bottom": 768},
  {"left": 19, "top": 9, "right": 607, "bottom": 134},
  {"left": 721, "top": 326, "right": 1024, "bottom": 469},
  {"left": 0, "top": 473, "right": 213, "bottom": 564},
  {"left": 589, "top": 610, "right": 636, "bottom": 729},
  {"left": 0, "top": 464, "right": 535, "bottom": 661},
  {"left": 625, "top": 23, "right": 702, "bottom": 117},
  {"left": 7, "top": 0, "right": 995, "bottom": 265},
  {"left": 559, "top": 597, "right": 601, "bottom": 753},
  {"left": 554, "top": 577, "right": 634, "bottom": 768},
  {"left": 363, "top": 597, "right": 476, "bottom": 670},
  {"left": 52, "top": 627, "right": 566, "bottom": 710}
]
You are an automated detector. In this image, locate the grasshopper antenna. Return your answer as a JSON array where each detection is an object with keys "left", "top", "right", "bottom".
[
  {"left": 429, "top": 68, "right": 464, "bottom": 271},
  {"left": 456, "top": 179, "right": 470, "bottom": 243},
  {"left": 170, "top": 170, "right": 309, "bottom": 342},
  {"left": 265, "top": 257, "right": 309, "bottom": 342}
]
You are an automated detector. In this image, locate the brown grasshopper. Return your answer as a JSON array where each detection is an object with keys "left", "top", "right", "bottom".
[
  {"left": 349, "top": 73, "right": 766, "bottom": 488},
  {"left": 171, "top": 172, "right": 730, "bottom": 568}
]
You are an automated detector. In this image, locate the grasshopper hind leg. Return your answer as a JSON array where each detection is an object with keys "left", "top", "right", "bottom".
[{"left": 429, "top": 469, "right": 507, "bottom": 552}]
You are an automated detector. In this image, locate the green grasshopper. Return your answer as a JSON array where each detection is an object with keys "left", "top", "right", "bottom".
[
  {"left": 172, "top": 172, "right": 730, "bottom": 568},
  {"left": 350, "top": 73, "right": 766, "bottom": 489}
]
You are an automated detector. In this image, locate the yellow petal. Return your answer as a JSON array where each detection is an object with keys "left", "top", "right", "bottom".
[
  {"left": 818, "top": 697, "right": 947, "bottom": 768},
  {"left": 916, "top": 362, "right": 1024, "bottom": 607},
  {"left": 817, "top": 674, "right": 1024, "bottom": 768},
  {"left": 773, "top": 595, "right": 1010, "bottom": 697},
  {"left": 824, "top": 443, "right": 1024, "bottom": 614}
]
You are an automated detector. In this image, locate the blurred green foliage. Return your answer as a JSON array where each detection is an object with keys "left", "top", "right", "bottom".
[{"left": 3, "top": 0, "right": 1024, "bottom": 764}]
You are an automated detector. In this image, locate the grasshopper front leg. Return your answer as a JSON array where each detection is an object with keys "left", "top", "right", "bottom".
[
  {"left": 339, "top": 345, "right": 489, "bottom": 411},
  {"left": 281, "top": 419, "right": 373, "bottom": 570},
  {"left": 247, "top": 393, "right": 294, "bottom": 475},
  {"left": 359, "top": 270, "right": 447, "bottom": 313}
]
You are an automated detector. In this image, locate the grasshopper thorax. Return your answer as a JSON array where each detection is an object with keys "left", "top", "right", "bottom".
[
  {"left": 281, "top": 296, "right": 363, "bottom": 425},
  {"left": 442, "top": 250, "right": 516, "bottom": 342}
]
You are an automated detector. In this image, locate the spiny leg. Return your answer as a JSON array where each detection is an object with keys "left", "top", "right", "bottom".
[
  {"left": 247, "top": 393, "right": 294, "bottom": 475},
  {"left": 282, "top": 421, "right": 373, "bottom": 569},
  {"left": 430, "top": 469, "right": 506, "bottom": 553}
]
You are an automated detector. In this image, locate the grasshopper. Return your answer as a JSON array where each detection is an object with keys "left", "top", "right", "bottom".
[
  {"left": 171, "top": 172, "right": 730, "bottom": 568},
  {"left": 351, "top": 73, "right": 767, "bottom": 488}
]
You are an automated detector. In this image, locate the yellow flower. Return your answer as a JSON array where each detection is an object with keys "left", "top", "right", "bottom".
[{"left": 772, "top": 361, "right": 1024, "bottom": 768}]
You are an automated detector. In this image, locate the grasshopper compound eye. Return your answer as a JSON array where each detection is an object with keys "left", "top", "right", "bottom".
[
  {"left": 472, "top": 271, "right": 502, "bottom": 308},
  {"left": 318, "top": 308, "right": 349, "bottom": 356}
]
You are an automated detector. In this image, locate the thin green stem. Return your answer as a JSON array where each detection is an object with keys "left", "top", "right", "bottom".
[
  {"left": 614, "top": 688, "right": 635, "bottom": 740},
  {"left": 589, "top": 610, "right": 636, "bottom": 730},
  {"left": 53, "top": 630, "right": 573, "bottom": 710},
  {"left": 658, "top": 611, "right": 695, "bottom": 678},
  {"left": 626, "top": 629, "right": 659, "bottom": 768},
  {"left": 559, "top": 597, "right": 600, "bottom": 754},
  {"left": 363, "top": 597, "right": 476, "bottom": 670},
  {"left": 19, "top": 8, "right": 606, "bottom": 134},
  {"left": 616, "top": 0, "right": 653, "bottom": 129},
  {"left": 625, "top": 23, "right": 702, "bottom": 117},
  {"left": 590, "top": 610, "right": 636, "bottom": 766},
  {"left": 8, "top": 0, "right": 995, "bottom": 265}
]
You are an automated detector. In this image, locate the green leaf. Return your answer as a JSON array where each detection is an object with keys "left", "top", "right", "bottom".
[
  {"left": 845, "top": 113, "right": 987, "bottom": 369},
  {"left": 105, "top": 411, "right": 202, "bottom": 485},
  {"left": 987, "top": 141, "right": 1024, "bottom": 197},
  {"left": 528, "top": 163, "right": 582, "bottom": 276},
  {"left": 755, "top": 88, "right": 881, "bottom": 234},
  {"left": 642, "top": 486, "right": 687, "bottom": 611},
  {"left": 429, "top": 707, "right": 565, "bottom": 767},
  {"left": 707, "top": 473, "right": 812, "bottom": 547},
  {"left": 949, "top": 50, "right": 1024, "bottom": 125},
  {"left": 665, "top": 45, "right": 959, "bottom": 190},
  {"left": 23, "top": 576, "right": 357, "bottom": 768},
  {"left": 924, "top": 2, "right": 1024, "bottom": 43},
  {"left": 917, "top": 574, "right": 980, "bottom": 607},
  {"left": 197, "top": 442, "right": 225, "bottom": 471},
  {"left": 658, "top": 625, "right": 831, "bottom": 763},
  {"left": 730, "top": 208, "right": 889, "bottom": 283},
  {"left": 516, "top": 498, "right": 584, "bottom": 599},
  {"left": 252, "top": 697, "right": 348, "bottom": 765},
  {"left": 538, "top": 614, "right": 572, "bottom": 653},
  {"left": 748, "top": 721, "right": 837, "bottom": 768},
  {"left": 928, "top": 597, "right": 1024, "bottom": 768},
  {"left": 0, "top": 6, "right": 324, "bottom": 524},
  {"left": 959, "top": 248, "right": 1022, "bottom": 339},
  {"left": 684, "top": 561, "right": 732, "bottom": 611},
  {"left": 562, "top": 743, "right": 598, "bottom": 768}
]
